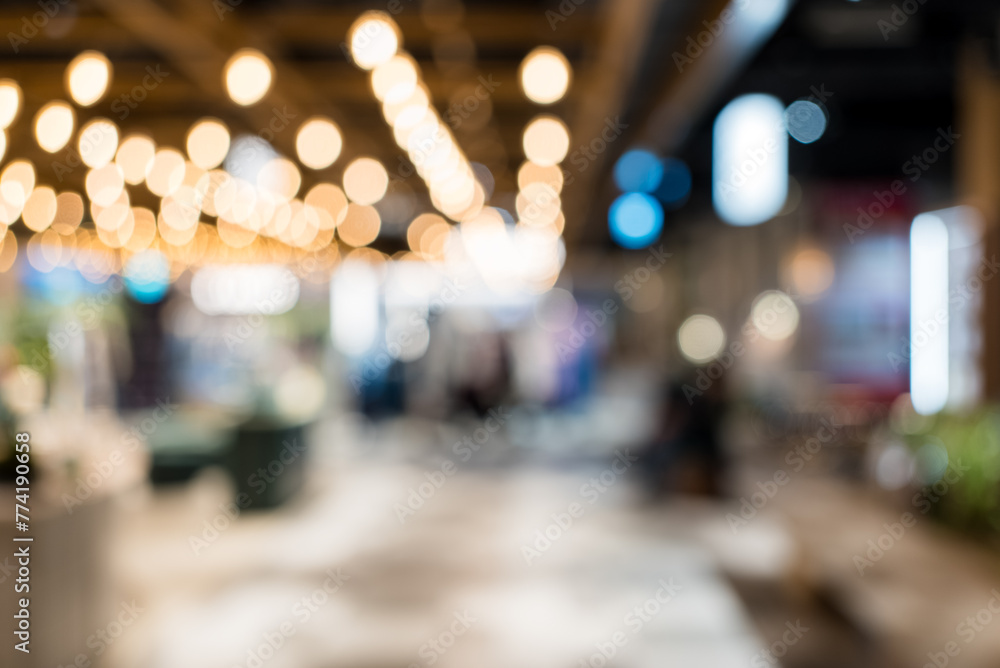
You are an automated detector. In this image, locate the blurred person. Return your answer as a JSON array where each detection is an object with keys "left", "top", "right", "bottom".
[
  {"left": 639, "top": 375, "right": 729, "bottom": 498},
  {"left": 453, "top": 330, "right": 512, "bottom": 417},
  {"left": 359, "top": 356, "right": 406, "bottom": 418}
]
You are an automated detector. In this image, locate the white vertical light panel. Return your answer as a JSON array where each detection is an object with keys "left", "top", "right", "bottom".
[
  {"left": 331, "top": 260, "right": 380, "bottom": 357},
  {"left": 910, "top": 213, "right": 949, "bottom": 415},
  {"left": 712, "top": 93, "right": 788, "bottom": 226}
]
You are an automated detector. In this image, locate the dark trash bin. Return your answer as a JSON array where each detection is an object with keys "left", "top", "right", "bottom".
[{"left": 227, "top": 418, "right": 309, "bottom": 510}]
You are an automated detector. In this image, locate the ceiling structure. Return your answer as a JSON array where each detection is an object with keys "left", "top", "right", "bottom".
[{"left": 0, "top": 0, "right": 997, "bottom": 253}]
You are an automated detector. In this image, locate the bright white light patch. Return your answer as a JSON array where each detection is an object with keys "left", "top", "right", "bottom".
[
  {"left": 713, "top": 94, "right": 788, "bottom": 226},
  {"left": 750, "top": 290, "right": 799, "bottom": 341},
  {"left": 910, "top": 213, "right": 948, "bottom": 415},
  {"left": 348, "top": 12, "right": 399, "bottom": 70},
  {"left": 331, "top": 260, "right": 380, "bottom": 357},
  {"left": 66, "top": 51, "right": 112, "bottom": 107},
  {"left": 191, "top": 264, "right": 299, "bottom": 316},
  {"left": 519, "top": 47, "right": 571, "bottom": 105},
  {"left": 386, "top": 313, "right": 430, "bottom": 362},
  {"left": 274, "top": 366, "right": 326, "bottom": 423},
  {"left": 224, "top": 135, "right": 277, "bottom": 183},
  {"left": 224, "top": 49, "right": 273, "bottom": 106},
  {"left": 678, "top": 314, "right": 726, "bottom": 364}
]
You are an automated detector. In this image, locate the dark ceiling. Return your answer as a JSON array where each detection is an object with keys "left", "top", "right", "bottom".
[{"left": 1, "top": 0, "right": 999, "bottom": 250}]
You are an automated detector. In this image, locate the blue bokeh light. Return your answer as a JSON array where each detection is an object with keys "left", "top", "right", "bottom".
[
  {"left": 609, "top": 193, "right": 664, "bottom": 249},
  {"left": 21, "top": 264, "right": 86, "bottom": 305},
  {"left": 124, "top": 250, "right": 170, "bottom": 304},
  {"left": 656, "top": 158, "right": 692, "bottom": 208},
  {"left": 613, "top": 149, "right": 663, "bottom": 193},
  {"left": 784, "top": 99, "right": 827, "bottom": 144}
]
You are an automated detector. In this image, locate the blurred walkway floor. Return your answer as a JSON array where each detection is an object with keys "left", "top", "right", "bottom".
[{"left": 107, "top": 419, "right": 770, "bottom": 668}]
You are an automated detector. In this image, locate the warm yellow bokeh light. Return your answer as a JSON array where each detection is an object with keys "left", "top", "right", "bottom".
[
  {"left": 22, "top": 186, "right": 57, "bottom": 232},
  {"left": 346, "top": 246, "right": 388, "bottom": 266},
  {"left": 343, "top": 157, "right": 388, "bottom": 205},
  {"left": 0, "top": 229, "right": 17, "bottom": 272},
  {"left": 186, "top": 118, "right": 231, "bottom": 170},
  {"left": 79, "top": 118, "right": 119, "bottom": 168},
  {"left": 183, "top": 161, "right": 206, "bottom": 190},
  {"left": 34, "top": 101, "right": 75, "bottom": 153},
  {"left": 392, "top": 108, "right": 436, "bottom": 151},
  {"left": 262, "top": 199, "right": 290, "bottom": 237},
  {"left": 213, "top": 176, "right": 256, "bottom": 223},
  {"left": 348, "top": 12, "right": 400, "bottom": 70},
  {"left": 94, "top": 199, "right": 131, "bottom": 233},
  {"left": 285, "top": 200, "right": 321, "bottom": 248},
  {"left": 116, "top": 134, "right": 156, "bottom": 185},
  {"left": 0, "top": 161, "right": 35, "bottom": 219},
  {"left": 145, "top": 148, "right": 186, "bottom": 197},
  {"left": 159, "top": 195, "right": 198, "bottom": 237},
  {"left": 90, "top": 186, "right": 129, "bottom": 222},
  {"left": 126, "top": 207, "right": 157, "bottom": 252},
  {"left": 27, "top": 229, "right": 62, "bottom": 272},
  {"left": 224, "top": 49, "right": 274, "bottom": 106},
  {"left": 406, "top": 212, "right": 450, "bottom": 258},
  {"left": 384, "top": 86, "right": 430, "bottom": 128},
  {"left": 160, "top": 187, "right": 202, "bottom": 232},
  {"left": 66, "top": 51, "right": 112, "bottom": 107},
  {"left": 372, "top": 54, "right": 419, "bottom": 104},
  {"left": 0, "top": 80, "right": 22, "bottom": 129},
  {"left": 518, "top": 161, "right": 564, "bottom": 194},
  {"left": 51, "top": 191, "right": 84, "bottom": 235},
  {"left": 304, "top": 183, "right": 348, "bottom": 228},
  {"left": 419, "top": 220, "right": 452, "bottom": 260},
  {"left": 157, "top": 211, "right": 197, "bottom": 246},
  {"left": 433, "top": 178, "right": 485, "bottom": 223},
  {"left": 196, "top": 170, "right": 229, "bottom": 217},
  {"left": 296, "top": 117, "right": 343, "bottom": 170},
  {"left": 257, "top": 158, "right": 301, "bottom": 202},
  {"left": 96, "top": 206, "right": 134, "bottom": 248},
  {"left": 522, "top": 116, "right": 570, "bottom": 167},
  {"left": 750, "top": 290, "right": 800, "bottom": 341},
  {"left": 86, "top": 164, "right": 126, "bottom": 207},
  {"left": 785, "top": 247, "right": 835, "bottom": 299},
  {"left": 337, "top": 203, "right": 381, "bottom": 246},
  {"left": 519, "top": 47, "right": 571, "bottom": 105},
  {"left": 678, "top": 314, "right": 726, "bottom": 364},
  {"left": 516, "top": 182, "right": 561, "bottom": 227},
  {"left": 217, "top": 216, "right": 258, "bottom": 248}
]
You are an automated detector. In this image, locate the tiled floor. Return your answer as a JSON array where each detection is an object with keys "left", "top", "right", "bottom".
[{"left": 106, "top": 417, "right": 771, "bottom": 668}]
